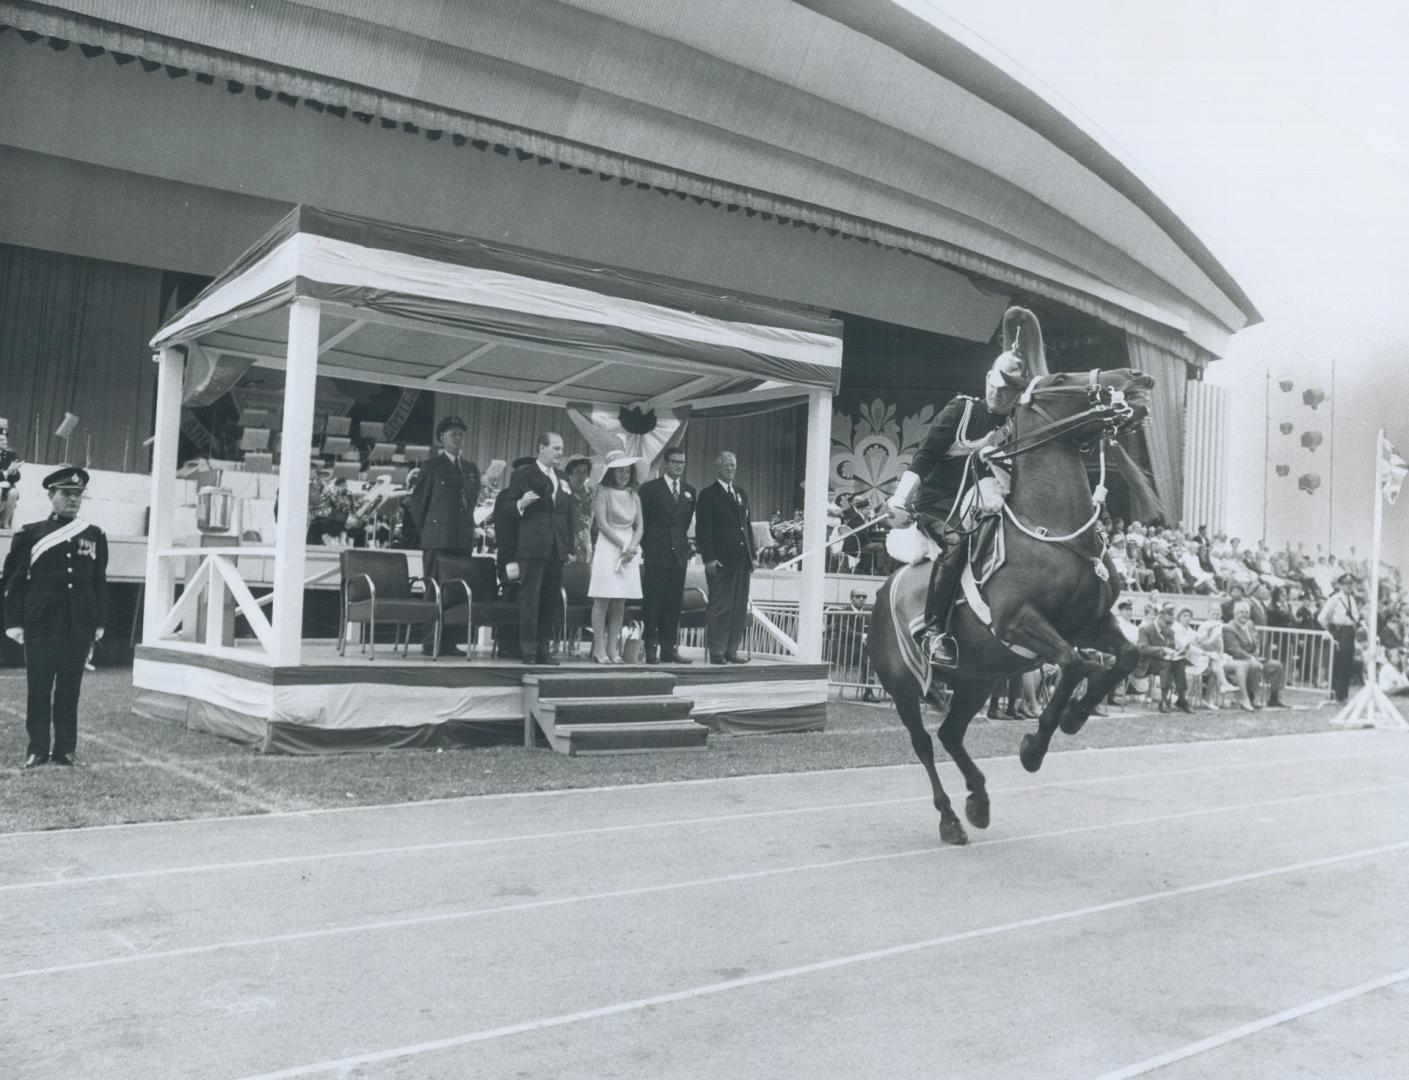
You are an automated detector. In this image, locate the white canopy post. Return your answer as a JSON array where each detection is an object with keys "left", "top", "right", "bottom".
[
  {"left": 141, "top": 347, "right": 184, "bottom": 643},
  {"left": 796, "top": 387, "right": 833, "bottom": 664},
  {"left": 269, "top": 299, "right": 320, "bottom": 665}
]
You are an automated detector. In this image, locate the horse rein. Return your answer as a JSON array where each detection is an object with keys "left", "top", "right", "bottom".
[{"left": 981, "top": 369, "right": 1145, "bottom": 577}]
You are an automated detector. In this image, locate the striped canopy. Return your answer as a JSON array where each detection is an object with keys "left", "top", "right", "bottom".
[{"left": 151, "top": 206, "right": 843, "bottom": 407}]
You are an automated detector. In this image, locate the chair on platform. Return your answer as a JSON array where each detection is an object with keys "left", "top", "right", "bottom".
[
  {"left": 562, "top": 561, "right": 593, "bottom": 654},
  {"left": 338, "top": 549, "right": 441, "bottom": 660},
  {"left": 438, "top": 555, "right": 519, "bottom": 659}
]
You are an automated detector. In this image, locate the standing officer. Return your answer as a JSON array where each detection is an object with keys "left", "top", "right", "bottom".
[
  {"left": 638, "top": 446, "right": 696, "bottom": 664},
  {"left": 1318, "top": 571, "right": 1360, "bottom": 704},
  {"left": 408, "top": 415, "right": 480, "bottom": 655},
  {"left": 3, "top": 466, "right": 108, "bottom": 768},
  {"left": 695, "top": 450, "right": 756, "bottom": 664}
]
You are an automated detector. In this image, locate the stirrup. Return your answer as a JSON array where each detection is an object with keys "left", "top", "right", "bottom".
[{"left": 926, "top": 631, "right": 959, "bottom": 669}]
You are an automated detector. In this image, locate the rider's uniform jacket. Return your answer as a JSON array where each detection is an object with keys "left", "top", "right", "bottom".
[{"left": 908, "top": 395, "right": 1007, "bottom": 521}]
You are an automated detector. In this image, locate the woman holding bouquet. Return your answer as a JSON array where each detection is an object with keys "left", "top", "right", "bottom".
[{"left": 589, "top": 449, "right": 644, "bottom": 663}]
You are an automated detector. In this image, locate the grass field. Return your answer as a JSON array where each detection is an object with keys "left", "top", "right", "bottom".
[{"left": 0, "top": 666, "right": 1345, "bottom": 834}]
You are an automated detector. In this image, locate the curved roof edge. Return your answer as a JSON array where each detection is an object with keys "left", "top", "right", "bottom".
[{"left": 797, "top": 0, "right": 1262, "bottom": 329}]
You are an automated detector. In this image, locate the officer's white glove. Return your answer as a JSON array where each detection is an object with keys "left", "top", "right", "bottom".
[
  {"left": 5, "top": 627, "right": 23, "bottom": 645},
  {"left": 94, "top": 629, "right": 105, "bottom": 642},
  {"left": 886, "top": 471, "right": 920, "bottom": 526}
]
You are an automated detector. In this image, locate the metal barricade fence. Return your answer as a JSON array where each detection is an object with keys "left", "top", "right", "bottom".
[
  {"left": 822, "top": 605, "right": 887, "bottom": 699},
  {"left": 1256, "top": 625, "right": 1335, "bottom": 692}
]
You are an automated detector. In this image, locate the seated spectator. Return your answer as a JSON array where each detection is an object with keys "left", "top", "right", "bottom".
[
  {"left": 1222, "top": 600, "right": 1286, "bottom": 709},
  {"left": 1136, "top": 603, "right": 1192, "bottom": 713},
  {"left": 1174, "top": 540, "right": 1217, "bottom": 593},
  {"left": 1176, "top": 607, "right": 1240, "bottom": 708}
]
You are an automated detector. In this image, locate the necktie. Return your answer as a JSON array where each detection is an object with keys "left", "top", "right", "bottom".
[{"left": 669, "top": 480, "right": 678, "bottom": 500}]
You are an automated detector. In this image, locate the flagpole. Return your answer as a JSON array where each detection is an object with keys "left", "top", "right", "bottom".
[{"left": 1333, "top": 428, "right": 1406, "bottom": 730}]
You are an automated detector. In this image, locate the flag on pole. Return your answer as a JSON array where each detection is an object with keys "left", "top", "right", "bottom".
[{"left": 1380, "top": 430, "right": 1407, "bottom": 506}]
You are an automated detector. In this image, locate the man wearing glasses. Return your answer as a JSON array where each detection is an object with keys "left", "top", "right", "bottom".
[{"left": 3, "top": 466, "right": 109, "bottom": 768}]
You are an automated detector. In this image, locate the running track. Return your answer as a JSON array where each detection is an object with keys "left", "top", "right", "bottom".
[{"left": 2, "top": 729, "right": 1407, "bottom": 1079}]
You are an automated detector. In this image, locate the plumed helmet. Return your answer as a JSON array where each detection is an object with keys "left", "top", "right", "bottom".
[{"left": 985, "top": 306, "right": 1049, "bottom": 414}]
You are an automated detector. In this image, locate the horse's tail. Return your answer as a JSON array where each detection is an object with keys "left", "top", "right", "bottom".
[{"left": 1108, "top": 438, "right": 1165, "bottom": 523}]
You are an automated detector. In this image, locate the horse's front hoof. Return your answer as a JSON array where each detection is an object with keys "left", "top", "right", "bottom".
[
  {"left": 1019, "top": 733, "right": 1044, "bottom": 773},
  {"left": 939, "top": 815, "right": 969, "bottom": 846},
  {"left": 1059, "top": 706, "right": 1089, "bottom": 735},
  {"left": 965, "top": 793, "right": 990, "bottom": 830}
]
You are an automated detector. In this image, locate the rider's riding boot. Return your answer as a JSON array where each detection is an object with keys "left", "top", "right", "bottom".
[{"left": 922, "top": 555, "right": 963, "bottom": 669}]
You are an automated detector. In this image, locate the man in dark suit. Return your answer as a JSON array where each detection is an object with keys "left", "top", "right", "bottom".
[
  {"left": 489, "top": 456, "right": 536, "bottom": 659},
  {"left": 503, "top": 432, "right": 574, "bottom": 665},
  {"left": 407, "top": 415, "right": 480, "bottom": 655},
  {"left": 1135, "top": 604, "right": 1192, "bottom": 713},
  {"left": 3, "top": 467, "right": 108, "bottom": 768},
  {"left": 639, "top": 445, "right": 696, "bottom": 664},
  {"left": 694, "top": 450, "right": 756, "bottom": 664}
]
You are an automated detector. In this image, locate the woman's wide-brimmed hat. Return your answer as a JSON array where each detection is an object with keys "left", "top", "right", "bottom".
[{"left": 601, "top": 448, "right": 641, "bottom": 470}]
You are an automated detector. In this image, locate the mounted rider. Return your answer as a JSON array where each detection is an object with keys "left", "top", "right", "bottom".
[{"left": 885, "top": 307, "right": 1049, "bottom": 667}]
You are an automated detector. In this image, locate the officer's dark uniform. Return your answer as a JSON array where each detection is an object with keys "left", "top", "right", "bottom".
[
  {"left": 906, "top": 394, "right": 1008, "bottom": 644},
  {"left": 3, "top": 467, "right": 107, "bottom": 766}
]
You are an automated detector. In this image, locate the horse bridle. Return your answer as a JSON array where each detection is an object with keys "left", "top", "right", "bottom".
[
  {"left": 987, "top": 369, "right": 1145, "bottom": 465},
  {"left": 981, "top": 369, "right": 1147, "bottom": 566}
]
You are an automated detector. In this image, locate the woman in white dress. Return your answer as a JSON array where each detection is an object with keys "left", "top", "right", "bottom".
[
  {"left": 1175, "top": 607, "right": 1241, "bottom": 709},
  {"left": 588, "top": 450, "right": 643, "bottom": 664}
]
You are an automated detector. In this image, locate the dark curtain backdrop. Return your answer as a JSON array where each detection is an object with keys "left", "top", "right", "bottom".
[
  {"left": 1124, "top": 333, "right": 1188, "bottom": 525},
  {"left": 434, "top": 394, "right": 805, "bottom": 516},
  {"left": 0, "top": 242, "right": 163, "bottom": 471}
]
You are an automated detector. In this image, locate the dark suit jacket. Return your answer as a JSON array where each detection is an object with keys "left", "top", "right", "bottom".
[
  {"left": 408, "top": 453, "right": 480, "bottom": 551},
  {"left": 694, "top": 481, "right": 756, "bottom": 571},
  {"left": 3, "top": 514, "right": 108, "bottom": 641},
  {"left": 503, "top": 462, "right": 574, "bottom": 561},
  {"left": 1136, "top": 621, "right": 1177, "bottom": 662},
  {"left": 492, "top": 488, "right": 521, "bottom": 587},
  {"left": 639, "top": 477, "right": 695, "bottom": 568}
]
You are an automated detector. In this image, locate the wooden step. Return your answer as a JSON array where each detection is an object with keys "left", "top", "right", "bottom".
[
  {"left": 524, "top": 672, "right": 677, "bottom": 698},
  {"left": 554, "top": 720, "right": 708, "bottom": 755},
  {"left": 535, "top": 694, "right": 694, "bottom": 727}
]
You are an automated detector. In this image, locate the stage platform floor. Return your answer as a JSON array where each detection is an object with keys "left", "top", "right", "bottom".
[{"left": 131, "top": 641, "right": 830, "bottom": 752}]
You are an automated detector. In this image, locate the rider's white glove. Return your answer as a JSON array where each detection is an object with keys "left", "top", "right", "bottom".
[{"left": 887, "top": 470, "right": 920, "bottom": 511}]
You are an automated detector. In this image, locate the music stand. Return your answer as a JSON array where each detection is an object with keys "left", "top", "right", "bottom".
[
  {"left": 366, "top": 465, "right": 395, "bottom": 483},
  {"left": 332, "top": 461, "right": 361, "bottom": 480},
  {"left": 483, "top": 459, "right": 508, "bottom": 486},
  {"left": 369, "top": 442, "right": 396, "bottom": 464},
  {"left": 359, "top": 421, "right": 386, "bottom": 443},
  {"left": 322, "top": 436, "right": 352, "bottom": 456},
  {"left": 243, "top": 452, "right": 274, "bottom": 473},
  {"left": 239, "top": 428, "right": 271, "bottom": 452},
  {"left": 325, "top": 415, "right": 352, "bottom": 437},
  {"left": 403, "top": 444, "right": 430, "bottom": 463},
  {"left": 237, "top": 408, "right": 270, "bottom": 429}
]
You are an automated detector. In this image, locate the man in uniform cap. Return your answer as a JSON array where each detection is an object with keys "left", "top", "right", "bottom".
[
  {"left": 3, "top": 466, "right": 108, "bottom": 767},
  {"left": 1318, "top": 571, "right": 1361, "bottom": 704},
  {"left": 0, "top": 419, "right": 20, "bottom": 529},
  {"left": 407, "top": 415, "right": 480, "bottom": 655}
]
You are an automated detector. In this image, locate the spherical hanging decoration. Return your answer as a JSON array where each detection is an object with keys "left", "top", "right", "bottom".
[
  {"left": 1302, "top": 387, "right": 1326, "bottom": 410},
  {"left": 1278, "top": 422, "right": 1293, "bottom": 435},
  {"left": 1299, "top": 430, "right": 1323, "bottom": 451},
  {"left": 1298, "top": 473, "right": 1322, "bottom": 494},
  {"left": 1278, "top": 380, "right": 1294, "bottom": 392},
  {"left": 1275, "top": 464, "right": 1290, "bottom": 477}
]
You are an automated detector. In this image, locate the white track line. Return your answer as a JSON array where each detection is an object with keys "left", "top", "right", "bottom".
[
  {"left": 3, "top": 731, "right": 1396, "bottom": 839},
  {"left": 4, "top": 748, "right": 1402, "bottom": 892},
  {"left": 5, "top": 780, "right": 1404, "bottom": 983},
  {"left": 1091, "top": 967, "right": 1409, "bottom": 1079},
  {"left": 231, "top": 838, "right": 1409, "bottom": 1080}
]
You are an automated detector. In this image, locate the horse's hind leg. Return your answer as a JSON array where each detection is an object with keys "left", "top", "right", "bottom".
[
  {"left": 935, "top": 678, "right": 993, "bottom": 830},
  {"left": 893, "top": 684, "right": 968, "bottom": 845}
]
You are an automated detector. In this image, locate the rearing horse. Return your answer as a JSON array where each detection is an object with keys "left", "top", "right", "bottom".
[{"left": 868, "top": 368, "right": 1156, "bottom": 845}]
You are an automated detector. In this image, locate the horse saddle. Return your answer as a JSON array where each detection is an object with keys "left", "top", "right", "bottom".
[{"left": 968, "top": 514, "right": 1005, "bottom": 587}]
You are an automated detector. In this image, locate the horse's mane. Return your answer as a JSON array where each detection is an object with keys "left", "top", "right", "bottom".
[{"left": 1107, "top": 437, "right": 1165, "bottom": 523}]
